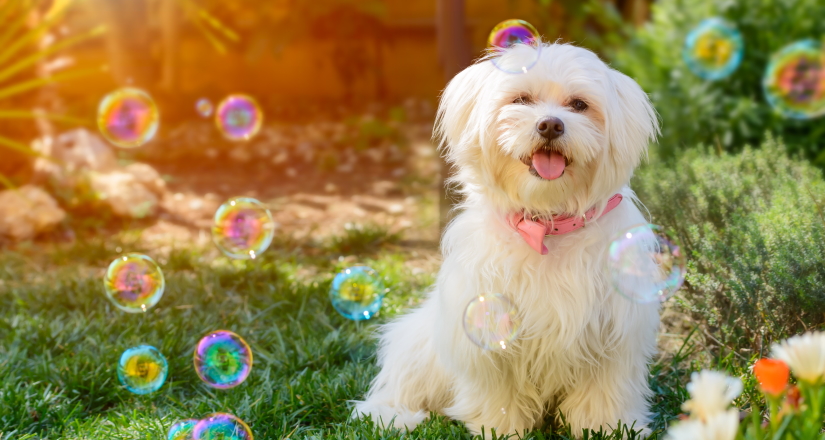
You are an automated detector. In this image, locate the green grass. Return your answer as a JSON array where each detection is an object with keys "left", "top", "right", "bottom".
[{"left": 0, "top": 228, "right": 733, "bottom": 440}]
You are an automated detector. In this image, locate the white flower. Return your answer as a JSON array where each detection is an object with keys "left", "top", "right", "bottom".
[
  {"left": 666, "top": 409, "right": 739, "bottom": 440},
  {"left": 681, "top": 370, "right": 742, "bottom": 421},
  {"left": 771, "top": 331, "right": 825, "bottom": 385}
]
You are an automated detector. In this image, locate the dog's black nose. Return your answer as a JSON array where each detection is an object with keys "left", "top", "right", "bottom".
[{"left": 536, "top": 117, "right": 564, "bottom": 140}]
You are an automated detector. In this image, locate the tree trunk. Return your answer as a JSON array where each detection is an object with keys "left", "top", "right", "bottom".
[
  {"left": 159, "top": 0, "right": 179, "bottom": 94},
  {"left": 435, "top": 0, "right": 471, "bottom": 232}
]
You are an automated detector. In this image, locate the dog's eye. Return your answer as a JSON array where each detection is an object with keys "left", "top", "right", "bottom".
[
  {"left": 570, "top": 99, "right": 588, "bottom": 112},
  {"left": 512, "top": 96, "right": 532, "bottom": 105}
]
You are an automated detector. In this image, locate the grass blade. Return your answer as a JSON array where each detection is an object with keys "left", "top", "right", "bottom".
[
  {"left": 0, "top": 110, "right": 90, "bottom": 125},
  {"left": 0, "top": 134, "right": 58, "bottom": 162},
  {"left": 0, "top": 66, "right": 106, "bottom": 101}
]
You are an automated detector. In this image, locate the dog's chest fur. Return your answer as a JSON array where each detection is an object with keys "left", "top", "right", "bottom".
[{"left": 438, "top": 195, "right": 658, "bottom": 396}]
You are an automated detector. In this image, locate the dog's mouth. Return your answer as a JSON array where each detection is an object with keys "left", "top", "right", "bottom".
[{"left": 521, "top": 145, "right": 572, "bottom": 181}]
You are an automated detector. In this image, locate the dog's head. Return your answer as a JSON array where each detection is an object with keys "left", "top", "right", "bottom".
[{"left": 436, "top": 43, "right": 658, "bottom": 217}]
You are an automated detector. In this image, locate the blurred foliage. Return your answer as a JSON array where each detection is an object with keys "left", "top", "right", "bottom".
[
  {"left": 0, "top": 0, "right": 103, "bottom": 185},
  {"left": 634, "top": 136, "right": 825, "bottom": 353},
  {"left": 614, "top": 0, "right": 825, "bottom": 163},
  {"left": 534, "top": 0, "right": 630, "bottom": 56}
]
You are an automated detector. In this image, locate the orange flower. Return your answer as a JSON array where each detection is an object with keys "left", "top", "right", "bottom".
[
  {"left": 754, "top": 358, "right": 790, "bottom": 396},
  {"left": 785, "top": 385, "right": 802, "bottom": 409}
]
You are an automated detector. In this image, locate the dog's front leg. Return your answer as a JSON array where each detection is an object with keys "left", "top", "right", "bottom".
[{"left": 556, "top": 305, "right": 658, "bottom": 437}]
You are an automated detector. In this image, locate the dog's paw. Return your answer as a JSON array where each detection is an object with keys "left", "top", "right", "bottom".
[{"left": 351, "top": 400, "right": 428, "bottom": 430}]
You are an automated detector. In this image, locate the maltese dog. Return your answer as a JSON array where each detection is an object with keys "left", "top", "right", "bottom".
[{"left": 354, "top": 42, "right": 661, "bottom": 437}]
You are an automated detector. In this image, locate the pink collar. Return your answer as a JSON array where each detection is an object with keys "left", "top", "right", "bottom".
[{"left": 507, "top": 194, "right": 623, "bottom": 255}]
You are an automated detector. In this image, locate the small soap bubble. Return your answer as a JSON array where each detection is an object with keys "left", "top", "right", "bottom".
[
  {"left": 196, "top": 98, "right": 214, "bottom": 118},
  {"left": 104, "top": 253, "right": 165, "bottom": 313},
  {"left": 212, "top": 197, "right": 275, "bottom": 259},
  {"left": 606, "top": 224, "right": 686, "bottom": 303},
  {"left": 168, "top": 419, "right": 199, "bottom": 440},
  {"left": 487, "top": 19, "right": 541, "bottom": 74},
  {"left": 117, "top": 345, "right": 168, "bottom": 394},
  {"left": 194, "top": 330, "right": 253, "bottom": 389},
  {"left": 215, "top": 94, "right": 263, "bottom": 141},
  {"left": 330, "top": 266, "right": 386, "bottom": 321},
  {"left": 463, "top": 293, "right": 520, "bottom": 351},
  {"left": 97, "top": 87, "right": 159, "bottom": 148},
  {"left": 683, "top": 18, "right": 743, "bottom": 81},
  {"left": 193, "top": 413, "right": 253, "bottom": 440},
  {"left": 763, "top": 39, "right": 825, "bottom": 120}
]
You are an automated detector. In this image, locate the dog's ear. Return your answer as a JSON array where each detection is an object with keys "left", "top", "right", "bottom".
[
  {"left": 434, "top": 62, "right": 493, "bottom": 163},
  {"left": 603, "top": 69, "right": 659, "bottom": 168}
]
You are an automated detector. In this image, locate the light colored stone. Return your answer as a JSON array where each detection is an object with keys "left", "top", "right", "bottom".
[
  {"left": 124, "top": 163, "right": 166, "bottom": 196},
  {"left": 89, "top": 171, "right": 158, "bottom": 218},
  {"left": 0, "top": 185, "right": 66, "bottom": 240}
]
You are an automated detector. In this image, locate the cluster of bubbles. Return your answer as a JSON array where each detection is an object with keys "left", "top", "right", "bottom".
[
  {"left": 606, "top": 224, "right": 687, "bottom": 304},
  {"left": 194, "top": 330, "right": 253, "bottom": 389},
  {"left": 212, "top": 197, "right": 275, "bottom": 260},
  {"left": 763, "top": 40, "right": 825, "bottom": 120},
  {"left": 329, "top": 266, "right": 387, "bottom": 321},
  {"left": 487, "top": 19, "right": 541, "bottom": 74},
  {"left": 97, "top": 89, "right": 264, "bottom": 150},
  {"left": 683, "top": 18, "right": 743, "bottom": 81},
  {"left": 167, "top": 414, "right": 253, "bottom": 440},
  {"left": 97, "top": 88, "right": 160, "bottom": 148},
  {"left": 682, "top": 18, "right": 825, "bottom": 120}
]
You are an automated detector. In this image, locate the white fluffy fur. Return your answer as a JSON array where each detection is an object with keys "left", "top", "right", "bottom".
[{"left": 353, "top": 42, "right": 661, "bottom": 437}]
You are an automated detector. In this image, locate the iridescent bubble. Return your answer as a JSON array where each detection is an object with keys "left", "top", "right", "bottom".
[
  {"left": 194, "top": 330, "right": 253, "bottom": 389},
  {"left": 487, "top": 19, "right": 541, "bottom": 74},
  {"left": 117, "top": 345, "right": 168, "bottom": 394},
  {"left": 193, "top": 413, "right": 253, "bottom": 440},
  {"left": 763, "top": 40, "right": 825, "bottom": 120},
  {"left": 196, "top": 98, "right": 214, "bottom": 118},
  {"left": 330, "top": 266, "right": 386, "bottom": 321},
  {"left": 607, "top": 224, "right": 686, "bottom": 304},
  {"left": 97, "top": 87, "right": 160, "bottom": 148},
  {"left": 462, "top": 293, "right": 520, "bottom": 351},
  {"left": 211, "top": 197, "right": 275, "bottom": 260},
  {"left": 168, "top": 419, "right": 199, "bottom": 440},
  {"left": 215, "top": 94, "right": 263, "bottom": 141},
  {"left": 683, "top": 18, "right": 743, "bottom": 81},
  {"left": 104, "top": 253, "right": 165, "bottom": 313}
]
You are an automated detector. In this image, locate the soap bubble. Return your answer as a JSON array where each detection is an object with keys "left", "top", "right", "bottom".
[
  {"left": 330, "top": 266, "right": 386, "bottom": 321},
  {"left": 168, "top": 419, "right": 199, "bottom": 440},
  {"left": 607, "top": 224, "right": 686, "bottom": 303},
  {"left": 212, "top": 197, "right": 275, "bottom": 260},
  {"left": 193, "top": 413, "right": 253, "bottom": 440},
  {"left": 196, "top": 98, "right": 214, "bottom": 118},
  {"left": 97, "top": 87, "right": 159, "bottom": 148},
  {"left": 215, "top": 94, "right": 263, "bottom": 141},
  {"left": 104, "top": 253, "right": 165, "bottom": 313},
  {"left": 194, "top": 330, "right": 253, "bottom": 389},
  {"left": 487, "top": 19, "right": 541, "bottom": 74},
  {"left": 463, "top": 293, "right": 520, "bottom": 351},
  {"left": 683, "top": 18, "right": 743, "bottom": 81},
  {"left": 117, "top": 345, "right": 168, "bottom": 394},
  {"left": 763, "top": 40, "right": 825, "bottom": 120}
]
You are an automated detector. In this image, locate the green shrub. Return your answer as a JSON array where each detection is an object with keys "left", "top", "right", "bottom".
[
  {"left": 614, "top": 0, "right": 825, "bottom": 163},
  {"left": 634, "top": 136, "right": 825, "bottom": 351}
]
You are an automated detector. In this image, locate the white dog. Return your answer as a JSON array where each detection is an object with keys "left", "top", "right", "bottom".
[{"left": 354, "top": 42, "right": 661, "bottom": 437}]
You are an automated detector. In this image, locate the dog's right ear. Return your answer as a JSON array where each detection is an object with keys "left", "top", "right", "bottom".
[{"left": 434, "top": 62, "right": 492, "bottom": 162}]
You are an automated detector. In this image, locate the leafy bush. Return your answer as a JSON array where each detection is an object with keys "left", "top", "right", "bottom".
[
  {"left": 614, "top": 0, "right": 825, "bottom": 163},
  {"left": 633, "top": 136, "right": 825, "bottom": 351}
]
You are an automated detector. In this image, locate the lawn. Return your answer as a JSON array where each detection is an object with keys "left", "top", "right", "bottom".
[{"left": 0, "top": 221, "right": 716, "bottom": 440}]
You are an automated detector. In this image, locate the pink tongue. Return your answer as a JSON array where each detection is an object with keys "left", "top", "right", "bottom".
[{"left": 532, "top": 150, "right": 566, "bottom": 180}]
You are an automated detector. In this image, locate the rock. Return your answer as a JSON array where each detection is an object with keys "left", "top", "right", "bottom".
[
  {"left": 124, "top": 163, "right": 166, "bottom": 196},
  {"left": 89, "top": 171, "right": 158, "bottom": 218},
  {"left": 32, "top": 128, "right": 117, "bottom": 177},
  {"left": 0, "top": 185, "right": 66, "bottom": 240}
]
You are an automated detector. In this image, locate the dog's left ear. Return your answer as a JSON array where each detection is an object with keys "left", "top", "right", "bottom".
[{"left": 604, "top": 69, "right": 659, "bottom": 167}]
